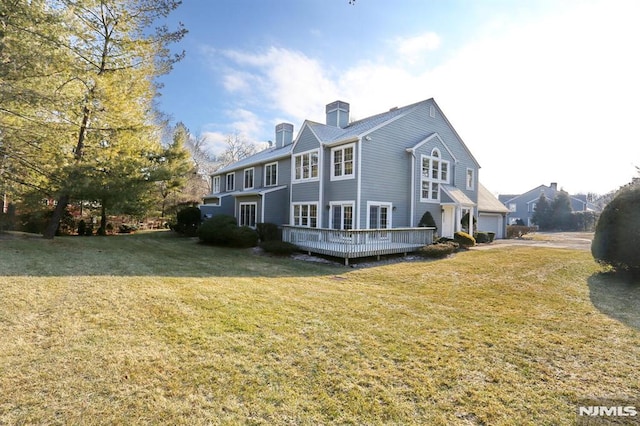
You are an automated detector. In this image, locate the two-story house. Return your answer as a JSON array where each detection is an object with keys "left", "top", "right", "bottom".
[
  {"left": 201, "top": 98, "right": 487, "bottom": 262},
  {"left": 498, "top": 182, "right": 600, "bottom": 226}
]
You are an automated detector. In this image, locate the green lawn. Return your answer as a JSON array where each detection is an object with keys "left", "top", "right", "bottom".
[{"left": 1, "top": 231, "right": 639, "bottom": 425}]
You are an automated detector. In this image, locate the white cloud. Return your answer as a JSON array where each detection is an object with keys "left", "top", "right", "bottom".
[
  {"left": 396, "top": 32, "right": 441, "bottom": 62},
  {"left": 206, "top": 0, "right": 640, "bottom": 194}
]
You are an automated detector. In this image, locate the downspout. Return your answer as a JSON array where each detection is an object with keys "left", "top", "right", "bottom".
[
  {"left": 407, "top": 148, "right": 416, "bottom": 227},
  {"left": 260, "top": 193, "right": 265, "bottom": 224},
  {"left": 319, "top": 146, "right": 324, "bottom": 228},
  {"left": 356, "top": 138, "right": 362, "bottom": 229}
]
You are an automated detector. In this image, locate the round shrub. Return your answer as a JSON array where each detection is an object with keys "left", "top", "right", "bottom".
[
  {"left": 592, "top": 185, "right": 640, "bottom": 273},
  {"left": 256, "top": 222, "right": 280, "bottom": 242},
  {"left": 260, "top": 240, "right": 298, "bottom": 256},
  {"left": 231, "top": 226, "right": 259, "bottom": 248},
  {"left": 198, "top": 214, "right": 237, "bottom": 245},
  {"left": 175, "top": 206, "right": 202, "bottom": 236},
  {"left": 454, "top": 231, "right": 476, "bottom": 247}
]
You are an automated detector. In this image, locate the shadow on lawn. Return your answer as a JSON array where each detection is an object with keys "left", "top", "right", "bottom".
[
  {"left": 0, "top": 230, "right": 347, "bottom": 278},
  {"left": 588, "top": 272, "right": 640, "bottom": 330}
]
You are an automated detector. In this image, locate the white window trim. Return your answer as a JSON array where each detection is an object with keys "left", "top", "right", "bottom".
[
  {"left": 243, "top": 167, "right": 254, "bottom": 190},
  {"left": 329, "top": 200, "right": 355, "bottom": 230},
  {"left": 466, "top": 168, "right": 475, "bottom": 191},
  {"left": 239, "top": 202, "right": 257, "bottom": 228},
  {"left": 264, "top": 162, "right": 278, "bottom": 187},
  {"left": 291, "top": 202, "right": 319, "bottom": 228},
  {"left": 226, "top": 172, "right": 235, "bottom": 192},
  {"left": 366, "top": 201, "right": 392, "bottom": 229},
  {"left": 212, "top": 176, "right": 221, "bottom": 194},
  {"left": 420, "top": 150, "right": 450, "bottom": 203},
  {"left": 292, "top": 149, "right": 320, "bottom": 183},
  {"left": 330, "top": 143, "right": 355, "bottom": 181}
]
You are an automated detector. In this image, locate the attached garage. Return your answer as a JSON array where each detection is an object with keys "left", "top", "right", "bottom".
[
  {"left": 478, "top": 213, "right": 505, "bottom": 238},
  {"left": 477, "top": 183, "right": 509, "bottom": 239}
]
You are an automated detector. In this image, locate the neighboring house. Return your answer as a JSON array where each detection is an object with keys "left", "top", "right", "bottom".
[
  {"left": 201, "top": 98, "right": 493, "bottom": 261},
  {"left": 498, "top": 182, "right": 600, "bottom": 226}
]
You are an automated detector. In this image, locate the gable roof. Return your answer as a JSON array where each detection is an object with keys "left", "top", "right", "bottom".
[
  {"left": 305, "top": 100, "right": 421, "bottom": 146},
  {"left": 478, "top": 183, "right": 509, "bottom": 213},
  {"left": 215, "top": 144, "right": 293, "bottom": 175}
]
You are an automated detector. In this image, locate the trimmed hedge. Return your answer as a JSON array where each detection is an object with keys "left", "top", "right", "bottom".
[
  {"left": 417, "top": 242, "right": 457, "bottom": 259},
  {"left": 454, "top": 231, "right": 476, "bottom": 247},
  {"left": 260, "top": 240, "right": 299, "bottom": 256}
]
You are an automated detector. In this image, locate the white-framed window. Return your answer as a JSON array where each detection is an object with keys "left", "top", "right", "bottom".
[
  {"left": 429, "top": 105, "right": 436, "bottom": 118},
  {"left": 292, "top": 203, "right": 318, "bottom": 227},
  {"left": 212, "top": 176, "right": 221, "bottom": 193},
  {"left": 264, "top": 162, "right": 278, "bottom": 187},
  {"left": 509, "top": 203, "right": 517, "bottom": 212},
  {"left": 466, "top": 168, "right": 475, "bottom": 190},
  {"left": 293, "top": 149, "right": 319, "bottom": 181},
  {"left": 244, "top": 167, "right": 254, "bottom": 190},
  {"left": 239, "top": 202, "right": 257, "bottom": 227},
  {"left": 331, "top": 143, "right": 355, "bottom": 180},
  {"left": 367, "top": 202, "right": 392, "bottom": 229},
  {"left": 421, "top": 149, "right": 449, "bottom": 202},
  {"left": 330, "top": 201, "right": 355, "bottom": 230},
  {"left": 226, "top": 172, "right": 235, "bottom": 191}
]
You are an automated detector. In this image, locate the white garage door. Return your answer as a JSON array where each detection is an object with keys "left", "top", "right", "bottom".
[{"left": 478, "top": 213, "right": 503, "bottom": 239}]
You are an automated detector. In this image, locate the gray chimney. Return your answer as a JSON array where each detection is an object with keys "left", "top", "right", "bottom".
[
  {"left": 275, "top": 123, "right": 294, "bottom": 148},
  {"left": 550, "top": 182, "right": 558, "bottom": 191},
  {"left": 326, "top": 101, "right": 350, "bottom": 128}
]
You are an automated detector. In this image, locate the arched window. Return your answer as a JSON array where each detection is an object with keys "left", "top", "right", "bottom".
[{"left": 421, "top": 149, "right": 449, "bottom": 202}]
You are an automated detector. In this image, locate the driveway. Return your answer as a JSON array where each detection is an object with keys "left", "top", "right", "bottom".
[{"left": 473, "top": 232, "right": 594, "bottom": 251}]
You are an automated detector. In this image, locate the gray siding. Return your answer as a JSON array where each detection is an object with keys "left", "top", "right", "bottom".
[
  {"left": 262, "top": 188, "right": 289, "bottom": 224},
  {"left": 360, "top": 100, "right": 479, "bottom": 228},
  {"left": 293, "top": 125, "right": 320, "bottom": 154},
  {"left": 292, "top": 181, "right": 319, "bottom": 203},
  {"left": 291, "top": 125, "right": 321, "bottom": 207}
]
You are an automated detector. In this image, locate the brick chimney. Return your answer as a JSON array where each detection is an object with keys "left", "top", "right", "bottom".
[{"left": 326, "top": 101, "right": 350, "bottom": 128}]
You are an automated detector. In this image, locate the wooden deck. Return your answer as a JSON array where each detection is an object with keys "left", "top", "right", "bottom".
[{"left": 282, "top": 226, "right": 435, "bottom": 265}]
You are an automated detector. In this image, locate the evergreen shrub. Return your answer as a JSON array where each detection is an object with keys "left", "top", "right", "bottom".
[
  {"left": 260, "top": 240, "right": 298, "bottom": 256},
  {"left": 454, "top": 231, "right": 476, "bottom": 247},
  {"left": 591, "top": 185, "right": 640, "bottom": 273}
]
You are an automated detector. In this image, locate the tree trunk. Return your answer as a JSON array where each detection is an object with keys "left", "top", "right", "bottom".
[
  {"left": 42, "top": 194, "right": 69, "bottom": 239},
  {"left": 99, "top": 202, "right": 107, "bottom": 235}
]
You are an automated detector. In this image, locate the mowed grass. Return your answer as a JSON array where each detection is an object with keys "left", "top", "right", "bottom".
[{"left": 1, "top": 231, "right": 639, "bottom": 425}]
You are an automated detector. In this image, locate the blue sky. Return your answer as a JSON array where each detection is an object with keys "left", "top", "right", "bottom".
[{"left": 157, "top": 0, "right": 640, "bottom": 195}]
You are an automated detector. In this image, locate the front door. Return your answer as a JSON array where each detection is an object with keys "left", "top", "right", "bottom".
[{"left": 441, "top": 205, "right": 455, "bottom": 238}]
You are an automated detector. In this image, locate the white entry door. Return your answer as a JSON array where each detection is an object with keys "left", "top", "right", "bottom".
[{"left": 441, "top": 206, "right": 455, "bottom": 238}]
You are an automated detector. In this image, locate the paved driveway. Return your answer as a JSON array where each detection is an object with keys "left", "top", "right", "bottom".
[{"left": 473, "top": 232, "right": 594, "bottom": 251}]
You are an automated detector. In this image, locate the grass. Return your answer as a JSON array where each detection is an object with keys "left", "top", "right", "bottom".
[{"left": 1, "top": 230, "right": 639, "bottom": 424}]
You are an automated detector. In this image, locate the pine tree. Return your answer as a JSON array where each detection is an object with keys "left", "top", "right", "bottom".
[
  {"left": 39, "top": 0, "right": 186, "bottom": 238},
  {"left": 532, "top": 193, "right": 552, "bottom": 230}
]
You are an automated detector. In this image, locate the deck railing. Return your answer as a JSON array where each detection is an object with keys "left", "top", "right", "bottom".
[{"left": 282, "top": 226, "right": 435, "bottom": 264}]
